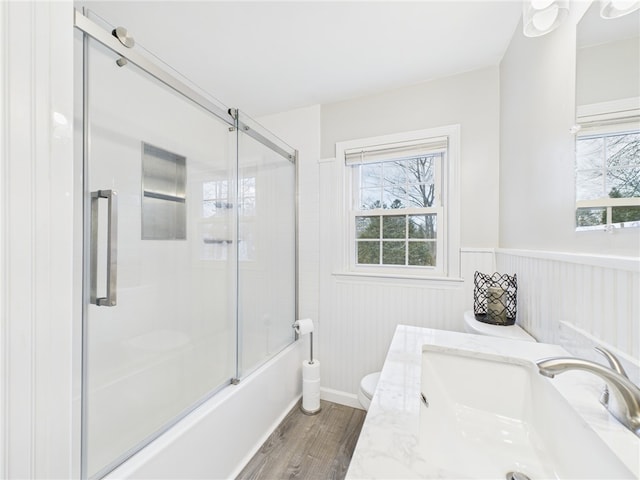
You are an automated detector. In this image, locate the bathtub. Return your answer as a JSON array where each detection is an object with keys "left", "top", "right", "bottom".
[{"left": 105, "top": 339, "right": 305, "bottom": 479}]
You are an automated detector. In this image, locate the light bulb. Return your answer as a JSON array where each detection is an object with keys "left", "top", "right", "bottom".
[
  {"left": 523, "top": 0, "right": 568, "bottom": 37},
  {"left": 531, "top": 0, "right": 555, "bottom": 9},
  {"left": 611, "top": 0, "right": 636, "bottom": 10},
  {"left": 600, "top": 0, "right": 640, "bottom": 18},
  {"left": 532, "top": 4, "right": 559, "bottom": 31}
]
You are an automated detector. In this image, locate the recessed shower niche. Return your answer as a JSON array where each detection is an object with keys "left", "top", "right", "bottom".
[{"left": 141, "top": 142, "right": 187, "bottom": 240}]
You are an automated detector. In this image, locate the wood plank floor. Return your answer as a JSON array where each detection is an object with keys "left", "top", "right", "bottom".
[{"left": 236, "top": 400, "right": 366, "bottom": 480}]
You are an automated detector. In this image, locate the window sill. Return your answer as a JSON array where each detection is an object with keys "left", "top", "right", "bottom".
[{"left": 332, "top": 270, "right": 464, "bottom": 286}]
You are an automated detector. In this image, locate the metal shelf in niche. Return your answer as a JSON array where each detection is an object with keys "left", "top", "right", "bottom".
[
  {"left": 143, "top": 190, "right": 186, "bottom": 203},
  {"left": 203, "top": 238, "right": 233, "bottom": 245},
  {"left": 141, "top": 142, "right": 187, "bottom": 240}
]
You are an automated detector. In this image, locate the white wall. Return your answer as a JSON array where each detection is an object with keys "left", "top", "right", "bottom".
[
  {"left": 321, "top": 66, "right": 501, "bottom": 249},
  {"left": 499, "top": 5, "right": 639, "bottom": 382},
  {"left": 577, "top": 36, "right": 640, "bottom": 106},
  {"left": 256, "top": 104, "right": 322, "bottom": 328},
  {"left": 1, "top": 2, "right": 76, "bottom": 478},
  {"left": 499, "top": 8, "right": 639, "bottom": 256},
  {"left": 314, "top": 67, "right": 501, "bottom": 402}
]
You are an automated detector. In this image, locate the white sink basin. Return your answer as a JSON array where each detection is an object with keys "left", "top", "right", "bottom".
[{"left": 420, "top": 345, "right": 635, "bottom": 479}]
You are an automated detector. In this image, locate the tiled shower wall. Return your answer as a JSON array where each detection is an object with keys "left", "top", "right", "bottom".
[{"left": 497, "top": 249, "right": 640, "bottom": 384}]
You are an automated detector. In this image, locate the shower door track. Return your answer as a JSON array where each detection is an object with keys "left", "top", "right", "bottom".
[{"left": 73, "top": 9, "right": 297, "bottom": 163}]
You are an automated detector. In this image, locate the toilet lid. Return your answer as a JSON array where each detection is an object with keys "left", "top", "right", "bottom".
[{"left": 361, "top": 372, "right": 381, "bottom": 399}]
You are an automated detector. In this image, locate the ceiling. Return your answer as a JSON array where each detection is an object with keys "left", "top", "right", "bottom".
[{"left": 81, "top": 1, "right": 523, "bottom": 117}]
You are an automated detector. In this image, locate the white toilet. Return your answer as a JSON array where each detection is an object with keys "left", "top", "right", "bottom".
[
  {"left": 463, "top": 310, "right": 536, "bottom": 342},
  {"left": 357, "top": 372, "right": 380, "bottom": 411}
]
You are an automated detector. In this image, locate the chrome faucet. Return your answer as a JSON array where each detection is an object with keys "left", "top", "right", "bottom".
[{"left": 536, "top": 346, "right": 640, "bottom": 438}]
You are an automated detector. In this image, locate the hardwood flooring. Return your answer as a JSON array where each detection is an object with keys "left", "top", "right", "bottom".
[{"left": 236, "top": 400, "right": 366, "bottom": 480}]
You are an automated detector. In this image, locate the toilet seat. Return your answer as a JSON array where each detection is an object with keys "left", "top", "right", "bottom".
[
  {"left": 358, "top": 372, "right": 380, "bottom": 411},
  {"left": 463, "top": 311, "right": 536, "bottom": 342}
]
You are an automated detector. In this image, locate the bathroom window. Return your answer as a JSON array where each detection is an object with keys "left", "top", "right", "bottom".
[
  {"left": 338, "top": 126, "right": 460, "bottom": 278},
  {"left": 575, "top": 97, "right": 640, "bottom": 231},
  {"left": 575, "top": 127, "right": 640, "bottom": 231}
]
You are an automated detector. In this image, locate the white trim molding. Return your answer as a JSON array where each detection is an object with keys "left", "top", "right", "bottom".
[
  {"left": 334, "top": 125, "right": 461, "bottom": 280},
  {"left": 495, "top": 248, "right": 640, "bottom": 272},
  {"left": 1, "top": 2, "right": 75, "bottom": 478},
  {"left": 576, "top": 97, "right": 640, "bottom": 127},
  {"left": 0, "top": 0, "right": 7, "bottom": 475}
]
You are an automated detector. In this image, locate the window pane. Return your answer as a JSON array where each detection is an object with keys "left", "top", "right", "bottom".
[
  {"left": 361, "top": 163, "right": 382, "bottom": 188},
  {"left": 382, "top": 215, "right": 405, "bottom": 239},
  {"left": 356, "top": 216, "right": 380, "bottom": 239},
  {"left": 576, "top": 137, "right": 604, "bottom": 170},
  {"left": 576, "top": 207, "right": 605, "bottom": 227},
  {"left": 409, "top": 214, "right": 436, "bottom": 239},
  {"left": 606, "top": 166, "right": 640, "bottom": 198},
  {"left": 576, "top": 170, "right": 604, "bottom": 201},
  {"left": 406, "top": 183, "right": 436, "bottom": 208},
  {"left": 382, "top": 187, "right": 405, "bottom": 209},
  {"left": 406, "top": 157, "right": 435, "bottom": 185},
  {"left": 607, "top": 133, "right": 640, "bottom": 168},
  {"left": 382, "top": 241, "right": 405, "bottom": 265},
  {"left": 382, "top": 161, "right": 407, "bottom": 185},
  {"left": 360, "top": 187, "right": 381, "bottom": 210},
  {"left": 612, "top": 205, "right": 640, "bottom": 224},
  {"left": 357, "top": 241, "right": 379, "bottom": 264},
  {"left": 408, "top": 241, "right": 436, "bottom": 266}
]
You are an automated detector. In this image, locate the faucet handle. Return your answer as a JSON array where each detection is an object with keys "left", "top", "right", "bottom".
[{"left": 595, "top": 346, "right": 629, "bottom": 379}]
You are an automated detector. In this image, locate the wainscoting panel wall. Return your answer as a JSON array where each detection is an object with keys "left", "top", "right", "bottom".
[
  {"left": 317, "top": 250, "right": 495, "bottom": 405},
  {"left": 496, "top": 249, "right": 640, "bottom": 384}
]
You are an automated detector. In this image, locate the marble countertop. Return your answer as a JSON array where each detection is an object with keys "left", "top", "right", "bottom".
[{"left": 346, "top": 325, "right": 640, "bottom": 479}]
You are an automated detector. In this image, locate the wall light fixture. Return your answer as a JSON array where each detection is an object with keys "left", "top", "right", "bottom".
[
  {"left": 600, "top": 0, "right": 640, "bottom": 19},
  {"left": 523, "top": 0, "right": 569, "bottom": 37}
]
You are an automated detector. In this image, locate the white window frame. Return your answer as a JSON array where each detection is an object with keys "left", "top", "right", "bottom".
[
  {"left": 575, "top": 98, "right": 640, "bottom": 232},
  {"left": 335, "top": 125, "right": 460, "bottom": 279}
]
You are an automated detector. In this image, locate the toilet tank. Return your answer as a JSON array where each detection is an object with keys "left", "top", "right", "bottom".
[{"left": 463, "top": 311, "right": 536, "bottom": 342}]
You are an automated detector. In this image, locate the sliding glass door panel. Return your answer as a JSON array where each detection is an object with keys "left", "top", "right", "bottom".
[
  {"left": 83, "top": 35, "right": 236, "bottom": 478},
  {"left": 236, "top": 112, "right": 296, "bottom": 378}
]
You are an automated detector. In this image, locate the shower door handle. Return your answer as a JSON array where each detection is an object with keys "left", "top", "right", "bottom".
[{"left": 90, "top": 189, "right": 118, "bottom": 307}]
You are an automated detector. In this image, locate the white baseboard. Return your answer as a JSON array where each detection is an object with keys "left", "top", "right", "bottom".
[{"left": 320, "top": 387, "right": 364, "bottom": 410}]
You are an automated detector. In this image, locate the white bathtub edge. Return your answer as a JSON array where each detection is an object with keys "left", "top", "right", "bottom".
[
  {"left": 105, "top": 339, "right": 304, "bottom": 479},
  {"left": 227, "top": 392, "right": 302, "bottom": 479}
]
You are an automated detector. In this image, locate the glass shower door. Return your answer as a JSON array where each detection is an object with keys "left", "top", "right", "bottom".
[
  {"left": 83, "top": 32, "right": 236, "bottom": 478},
  {"left": 236, "top": 112, "right": 297, "bottom": 377}
]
